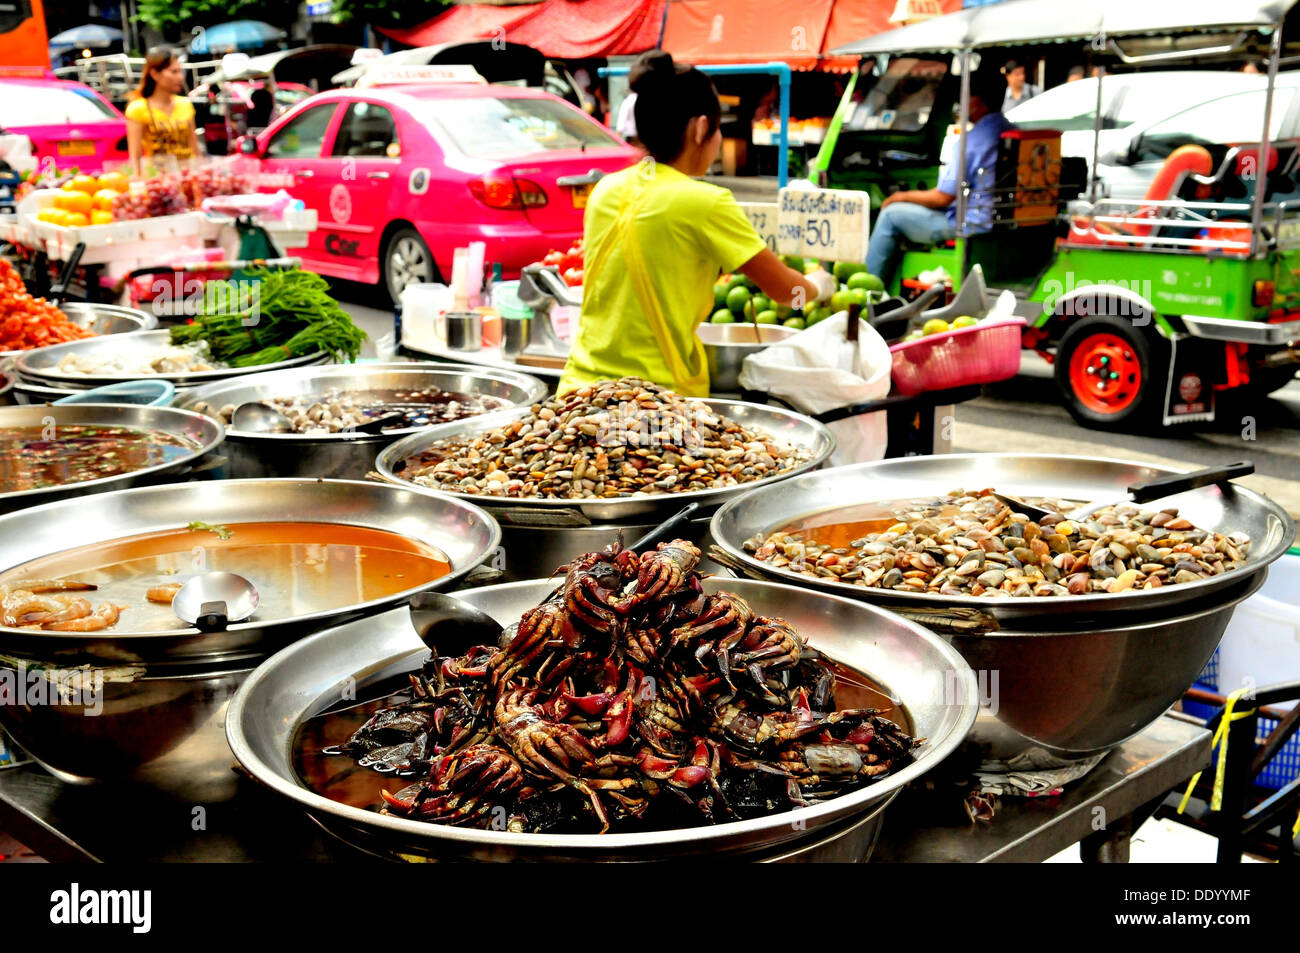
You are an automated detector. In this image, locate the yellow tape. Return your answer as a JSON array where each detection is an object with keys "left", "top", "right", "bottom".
[{"left": 1177, "top": 688, "right": 1256, "bottom": 815}]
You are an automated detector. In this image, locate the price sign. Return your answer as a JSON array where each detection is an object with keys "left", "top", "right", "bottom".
[
  {"left": 776, "top": 186, "right": 870, "bottom": 262},
  {"left": 739, "top": 202, "right": 779, "bottom": 252}
]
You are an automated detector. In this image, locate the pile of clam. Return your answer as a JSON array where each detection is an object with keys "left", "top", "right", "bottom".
[
  {"left": 743, "top": 489, "right": 1252, "bottom": 598},
  {"left": 396, "top": 377, "right": 811, "bottom": 500}
]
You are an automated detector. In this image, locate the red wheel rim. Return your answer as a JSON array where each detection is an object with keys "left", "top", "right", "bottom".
[{"left": 1067, "top": 332, "right": 1142, "bottom": 415}]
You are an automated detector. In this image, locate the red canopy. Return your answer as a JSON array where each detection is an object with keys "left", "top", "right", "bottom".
[
  {"left": 821, "top": 0, "right": 963, "bottom": 68},
  {"left": 379, "top": 0, "right": 667, "bottom": 59},
  {"left": 660, "top": 0, "right": 834, "bottom": 70}
]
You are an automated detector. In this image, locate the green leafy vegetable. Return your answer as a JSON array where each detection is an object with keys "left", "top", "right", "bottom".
[
  {"left": 187, "top": 521, "right": 234, "bottom": 540},
  {"left": 170, "top": 268, "right": 367, "bottom": 366}
]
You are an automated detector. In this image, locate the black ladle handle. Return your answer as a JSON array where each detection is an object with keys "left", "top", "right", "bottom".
[
  {"left": 1127, "top": 461, "right": 1254, "bottom": 503},
  {"left": 627, "top": 503, "right": 701, "bottom": 552}
]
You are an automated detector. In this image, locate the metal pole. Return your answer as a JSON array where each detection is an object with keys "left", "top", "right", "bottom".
[
  {"left": 1089, "top": 64, "right": 1105, "bottom": 203},
  {"left": 955, "top": 49, "right": 970, "bottom": 238},
  {"left": 1251, "top": 25, "right": 1283, "bottom": 259},
  {"left": 777, "top": 65, "right": 790, "bottom": 188}
]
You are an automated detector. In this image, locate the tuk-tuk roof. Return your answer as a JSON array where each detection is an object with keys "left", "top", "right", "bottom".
[
  {"left": 205, "top": 44, "right": 359, "bottom": 85},
  {"left": 832, "top": 0, "right": 1298, "bottom": 55}
]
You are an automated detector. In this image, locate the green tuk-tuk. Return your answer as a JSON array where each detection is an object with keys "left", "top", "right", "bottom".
[{"left": 821, "top": 0, "right": 1300, "bottom": 431}]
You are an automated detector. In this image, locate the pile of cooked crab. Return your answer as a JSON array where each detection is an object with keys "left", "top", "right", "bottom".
[{"left": 333, "top": 539, "right": 919, "bottom": 834}]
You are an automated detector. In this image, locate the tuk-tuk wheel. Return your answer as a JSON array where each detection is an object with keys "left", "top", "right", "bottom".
[
  {"left": 383, "top": 228, "right": 438, "bottom": 306},
  {"left": 1055, "top": 314, "right": 1168, "bottom": 430}
]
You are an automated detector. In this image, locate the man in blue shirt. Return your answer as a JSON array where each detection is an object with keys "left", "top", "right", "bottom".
[{"left": 865, "top": 69, "right": 1013, "bottom": 284}]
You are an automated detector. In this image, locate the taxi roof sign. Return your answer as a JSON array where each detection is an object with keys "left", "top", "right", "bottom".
[{"left": 355, "top": 64, "right": 487, "bottom": 88}]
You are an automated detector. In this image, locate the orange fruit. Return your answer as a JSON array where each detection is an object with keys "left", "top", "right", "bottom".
[
  {"left": 67, "top": 174, "right": 100, "bottom": 194},
  {"left": 63, "top": 211, "right": 90, "bottom": 228},
  {"left": 36, "top": 209, "right": 59, "bottom": 223},
  {"left": 58, "top": 190, "right": 93, "bottom": 215},
  {"left": 90, "top": 210, "right": 114, "bottom": 225},
  {"left": 97, "top": 171, "right": 129, "bottom": 192},
  {"left": 93, "top": 189, "right": 119, "bottom": 211}
]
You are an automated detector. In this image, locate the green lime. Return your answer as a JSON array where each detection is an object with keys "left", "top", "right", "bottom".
[
  {"left": 755, "top": 309, "right": 779, "bottom": 325},
  {"left": 711, "top": 309, "right": 736, "bottom": 324},
  {"left": 951, "top": 315, "right": 978, "bottom": 329},
  {"left": 832, "top": 261, "right": 867, "bottom": 282},
  {"left": 904, "top": 329, "right": 924, "bottom": 341},
  {"left": 726, "top": 286, "right": 752, "bottom": 314},
  {"left": 922, "top": 318, "right": 950, "bottom": 336},
  {"left": 713, "top": 283, "right": 729, "bottom": 309},
  {"left": 783, "top": 317, "right": 807, "bottom": 330},
  {"left": 847, "top": 272, "right": 884, "bottom": 293},
  {"left": 830, "top": 290, "right": 854, "bottom": 313},
  {"left": 782, "top": 254, "right": 806, "bottom": 272},
  {"left": 725, "top": 274, "right": 749, "bottom": 294},
  {"left": 776, "top": 305, "right": 792, "bottom": 319},
  {"left": 751, "top": 293, "right": 772, "bottom": 314},
  {"left": 847, "top": 288, "right": 868, "bottom": 307}
]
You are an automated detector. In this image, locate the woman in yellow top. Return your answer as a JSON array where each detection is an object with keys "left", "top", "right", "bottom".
[
  {"left": 559, "top": 51, "right": 835, "bottom": 397},
  {"left": 124, "top": 47, "right": 199, "bottom": 173}
]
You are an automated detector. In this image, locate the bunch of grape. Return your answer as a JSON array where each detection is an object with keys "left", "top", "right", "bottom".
[
  {"left": 112, "top": 177, "right": 187, "bottom": 220},
  {"left": 180, "top": 165, "right": 252, "bottom": 208}
]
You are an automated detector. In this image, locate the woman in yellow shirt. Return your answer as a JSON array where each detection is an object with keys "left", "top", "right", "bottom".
[
  {"left": 124, "top": 47, "right": 199, "bottom": 173},
  {"left": 560, "top": 51, "right": 835, "bottom": 397}
]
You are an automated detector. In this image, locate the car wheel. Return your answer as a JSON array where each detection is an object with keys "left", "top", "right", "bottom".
[
  {"left": 382, "top": 228, "right": 437, "bottom": 306},
  {"left": 1055, "top": 314, "right": 1168, "bottom": 431}
]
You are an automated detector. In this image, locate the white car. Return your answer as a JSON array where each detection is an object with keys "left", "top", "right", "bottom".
[{"left": 1007, "top": 71, "right": 1300, "bottom": 200}]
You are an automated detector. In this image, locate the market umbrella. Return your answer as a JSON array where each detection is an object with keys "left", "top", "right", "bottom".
[
  {"left": 48, "top": 24, "right": 124, "bottom": 48},
  {"left": 190, "top": 20, "right": 287, "bottom": 55}
]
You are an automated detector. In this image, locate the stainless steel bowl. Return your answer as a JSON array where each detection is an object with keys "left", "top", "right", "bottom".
[
  {"left": 16, "top": 330, "right": 326, "bottom": 388},
  {"left": 375, "top": 399, "right": 836, "bottom": 523},
  {"left": 697, "top": 323, "right": 798, "bottom": 393},
  {"left": 0, "top": 656, "right": 256, "bottom": 785},
  {"left": 0, "top": 365, "right": 13, "bottom": 406},
  {"left": 0, "top": 303, "right": 157, "bottom": 361},
  {"left": 0, "top": 403, "right": 225, "bottom": 514},
  {"left": 711, "top": 453, "right": 1294, "bottom": 621},
  {"left": 175, "top": 362, "right": 548, "bottom": 480},
  {"left": 227, "top": 577, "right": 978, "bottom": 861},
  {"left": 0, "top": 478, "right": 501, "bottom": 663},
  {"left": 493, "top": 516, "right": 725, "bottom": 581},
  {"left": 959, "top": 570, "right": 1266, "bottom": 760}
]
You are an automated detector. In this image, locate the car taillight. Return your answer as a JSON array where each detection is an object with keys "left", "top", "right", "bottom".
[
  {"left": 1253, "top": 280, "right": 1275, "bottom": 308},
  {"left": 515, "top": 178, "right": 548, "bottom": 208},
  {"left": 468, "top": 176, "right": 549, "bottom": 210}
]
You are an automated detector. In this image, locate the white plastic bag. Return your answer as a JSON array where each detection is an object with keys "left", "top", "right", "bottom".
[{"left": 738, "top": 311, "right": 892, "bottom": 465}]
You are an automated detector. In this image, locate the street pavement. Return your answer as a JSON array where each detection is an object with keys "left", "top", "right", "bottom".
[{"left": 336, "top": 284, "right": 1300, "bottom": 521}]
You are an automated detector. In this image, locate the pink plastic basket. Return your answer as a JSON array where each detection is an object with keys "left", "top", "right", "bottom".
[{"left": 888, "top": 316, "right": 1026, "bottom": 395}]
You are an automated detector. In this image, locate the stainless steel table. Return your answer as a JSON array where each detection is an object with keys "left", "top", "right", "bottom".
[
  {"left": 0, "top": 714, "right": 1209, "bottom": 863},
  {"left": 873, "top": 713, "right": 1212, "bottom": 863}
]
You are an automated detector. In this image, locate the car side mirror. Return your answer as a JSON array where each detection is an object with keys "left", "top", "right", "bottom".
[{"left": 238, "top": 136, "right": 260, "bottom": 156}]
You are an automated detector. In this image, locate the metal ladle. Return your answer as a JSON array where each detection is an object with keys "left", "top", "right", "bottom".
[
  {"left": 408, "top": 502, "right": 701, "bottom": 654},
  {"left": 231, "top": 401, "right": 293, "bottom": 434},
  {"left": 172, "top": 572, "right": 260, "bottom": 633}
]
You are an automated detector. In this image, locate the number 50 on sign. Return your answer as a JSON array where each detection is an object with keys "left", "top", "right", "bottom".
[{"left": 775, "top": 187, "right": 871, "bottom": 262}]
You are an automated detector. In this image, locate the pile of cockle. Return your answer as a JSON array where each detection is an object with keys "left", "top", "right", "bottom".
[
  {"left": 744, "top": 489, "right": 1252, "bottom": 598},
  {"left": 393, "top": 377, "right": 811, "bottom": 500},
  {"left": 332, "top": 540, "right": 917, "bottom": 834}
]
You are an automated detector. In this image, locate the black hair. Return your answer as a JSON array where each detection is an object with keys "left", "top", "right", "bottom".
[
  {"left": 970, "top": 68, "right": 1008, "bottom": 113},
  {"left": 628, "top": 50, "right": 721, "bottom": 163},
  {"left": 1003, "top": 59, "right": 1024, "bottom": 74}
]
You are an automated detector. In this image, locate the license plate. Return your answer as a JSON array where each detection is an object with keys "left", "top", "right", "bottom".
[
  {"left": 570, "top": 183, "right": 593, "bottom": 209},
  {"left": 57, "top": 140, "right": 95, "bottom": 157}
]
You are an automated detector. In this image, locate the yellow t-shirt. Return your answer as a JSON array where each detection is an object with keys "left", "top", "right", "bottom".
[
  {"left": 125, "top": 96, "right": 195, "bottom": 160},
  {"left": 559, "top": 162, "right": 766, "bottom": 397}
]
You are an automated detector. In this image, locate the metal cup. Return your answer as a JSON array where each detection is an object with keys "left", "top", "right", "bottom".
[
  {"left": 445, "top": 311, "right": 483, "bottom": 352},
  {"left": 500, "top": 315, "right": 530, "bottom": 359}
]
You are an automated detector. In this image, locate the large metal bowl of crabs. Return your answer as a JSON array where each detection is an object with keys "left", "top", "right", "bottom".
[
  {"left": 176, "top": 362, "right": 549, "bottom": 480},
  {"left": 227, "top": 547, "right": 978, "bottom": 862},
  {"left": 373, "top": 376, "right": 834, "bottom": 579},
  {"left": 0, "top": 478, "right": 501, "bottom": 784}
]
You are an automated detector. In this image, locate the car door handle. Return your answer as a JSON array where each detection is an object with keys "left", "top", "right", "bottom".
[
  {"left": 295, "top": 170, "right": 314, "bottom": 178},
  {"left": 556, "top": 169, "right": 606, "bottom": 187},
  {"left": 366, "top": 171, "right": 390, "bottom": 180}
]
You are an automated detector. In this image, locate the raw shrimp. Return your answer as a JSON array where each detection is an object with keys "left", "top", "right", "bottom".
[
  {"left": 146, "top": 583, "right": 183, "bottom": 605},
  {"left": 42, "top": 603, "right": 124, "bottom": 632}
]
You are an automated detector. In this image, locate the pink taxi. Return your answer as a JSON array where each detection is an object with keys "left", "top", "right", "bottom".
[
  {"left": 0, "top": 77, "right": 128, "bottom": 174},
  {"left": 238, "top": 69, "right": 638, "bottom": 303}
]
